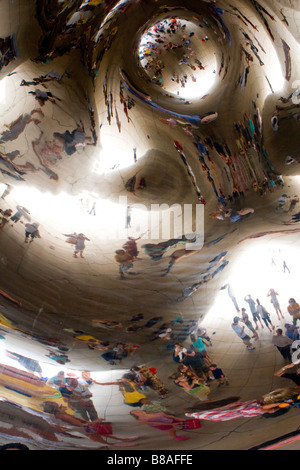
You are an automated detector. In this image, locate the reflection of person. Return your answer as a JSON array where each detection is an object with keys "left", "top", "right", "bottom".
[
  {"left": 240, "top": 308, "right": 258, "bottom": 339},
  {"left": 0, "top": 109, "right": 44, "bottom": 143},
  {"left": 256, "top": 299, "right": 275, "bottom": 331},
  {"left": 287, "top": 298, "right": 300, "bottom": 325},
  {"left": 185, "top": 399, "right": 287, "bottom": 422},
  {"left": 285, "top": 323, "right": 300, "bottom": 341},
  {"left": 171, "top": 370, "right": 210, "bottom": 402},
  {"left": 28, "top": 89, "right": 60, "bottom": 106},
  {"left": 47, "top": 371, "right": 66, "bottom": 389},
  {"left": 190, "top": 334, "right": 212, "bottom": 365},
  {"left": 244, "top": 295, "right": 263, "bottom": 329},
  {"left": 114, "top": 249, "right": 134, "bottom": 279},
  {"left": 173, "top": 343, "right": 187, "bottom": 363},
  {"left": 209, "top": 364, "right": 229, "bottom": 386},
  {"left": 186, "top": 387, "right": 300, "bottom": 421},
  {"left": 42, "top": 401, "right": 138, "bottom": 447},
  {"left": 274, "top": 363, "right": 300, "bottom": 385},
  {"left": 272, "top": 329, "right": 293, "bottom": 361},
  {"left": 53, "top": 123, "right": 91, "bottom": 155},
  {"left": 64, "top": 233, "right": 90, "bottom": 258},
  {"left": 5, "top": 351, "right": 42, "bottom": 375},
  {"left": 131, "top": 365, "right": 168, "bottom": 398},
  {"left": 0, "top": 209, "right": 13, "bottom": 229},
  {"left": 93, "top": 374, "right": 147, "bottom": 407},
  {"left": 130, "top": 409, "right": 189, "bottom": 441},
  {"left": 231, "top": 317, "right": 255, "bottom": 350},
  {"left": 24, "top": 222, "right": 41, "bottom": 243},
  {"left": 63, "top": 378, "right": 98, "bottom": 422},
  {"left": 125, "top": 205, "right": 131, "bottom": 228},
  {"left": 122, "top": 236, "right": 141, "bottom": 260},
  {"left": 267, "top": 289, "right": 284, "bottom": 320},
  {"left": 10, "top": 205, "right": 30, "bottom": 223},
  {"left": 221, "top": 284, "right": 239, "bottom": 312}
]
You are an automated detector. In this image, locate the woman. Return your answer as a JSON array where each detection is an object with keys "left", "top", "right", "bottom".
[
  {"left": 256, "top": 299, "right": 275, "bottom": 331},
  {"left": 177, "top": 363, "right": 204, "bottom": 382},
  {"left": 267, "top": 288, "right": 284, "bottom": 320},
  {"left": 240, "top": 309, "right": 258, "bottom": 339},
  {"left": 132, "top": 365, "right": 168, "bottom": 398},
  {"left": 130, "top": 409, "right": 189, "bottom": 441},
  {"left": 287, "top": 298, "right": 300, "bottom": 325},
  {"left": 93, "top": 373, "right": 147, "bottom": 407},
  {"left": 42, "top": 401, "right": 138, "bottom": 447},
  {"left": 185, "top": 400, "right": 282, "bottom": 422},
  {"left": 171, "top": 371, "right": 210, "bottom": 402},
  {"left": 64, "top": 232, "right": 90, "bottom": 258},
  {"left": 173, "top": 343, "right": 187, "bottom": 363},
  {"left": 185, "top": 387, "right": 300, "bottom": 422},
  {"left": 190, "top": 334, "right": 212, "bottom": 365}
]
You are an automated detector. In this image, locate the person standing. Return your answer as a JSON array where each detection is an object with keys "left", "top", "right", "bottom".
[
  {"left": 122, "top": 236, "right": 142, "bottom": 260},
  {"left": 114, "top": 249, "right": 134, "bottom": 279},
  {"left": 231, "top": 317, "right": 255, "bottom": 350},
  {"left": 240, "top": 308, "right": 258, "bottom": 340},
  {"left": 272, "top": 329, "right": 293, "bottom": 361},
  {"left": 64, "top": 232, "right": 90, "bottom": 258},
  {"left": 24, "top": 222, "right": 41, "bottom": 243},
  {"left": 222, "top": 284, "right": 240, "bottom": 312},
  {"left": 10, "top": 205, "right": 30, "bottom": 224},
  {"left": 256, "top": 299, "right": 275, "bottom": 331},
  {"left": 64, "top": 378, "right": 98, "bottom": 422},
  {"left": 272, "top": 328, "right": 293, "bottom": 361},
  {"left": 244, "top": 295, "right": 264, "bottom": 329},
  {"left": 125, "top": 205, "right": 131, "bottom": 228},
  {"left": 190, "top": 334, "right": 212, "bottom": 365},
  {"left": 267, "top": 289, "right": 284, "bottom": 320},
  {"left": 287, "top": 298, "right": 300, "bottom": 325}
]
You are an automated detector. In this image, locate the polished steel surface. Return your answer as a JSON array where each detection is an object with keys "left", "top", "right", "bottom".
[{"left": 0, "top": 0, "right": 299, "bottom": 450}]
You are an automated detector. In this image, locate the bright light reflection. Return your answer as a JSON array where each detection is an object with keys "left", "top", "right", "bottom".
[
  {"left": 268, "top": 57, "right": 285, "bottom": 93},
  {"left": 93, "top": 133, "right": 135, "bottom": 174},
  {"left": 165, "top": 70, "right": 216, "bottom": 100},
  {"left": 207, "top": 241, "right": 300, "bottom": 323},
  {"left": 0, "top": 338, "right": 125, "bottom": 393},
  {"left": 11, "top": 186, "right": 151, "bottom": 241}
]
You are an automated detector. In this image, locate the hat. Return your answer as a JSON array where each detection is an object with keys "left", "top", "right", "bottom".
[{"left": 233, "top": 316, "right": 239, "bottom": 323}]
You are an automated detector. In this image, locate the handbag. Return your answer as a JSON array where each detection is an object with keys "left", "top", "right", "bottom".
[
  {"left": 94, "top": 422, "right": 113, "bottom": 435},
  {"left": 85, "top": 422, "right": 113, "bottom": 435},
  {"left": 181, "top": 418, "right": 202, "bottom": 429}
]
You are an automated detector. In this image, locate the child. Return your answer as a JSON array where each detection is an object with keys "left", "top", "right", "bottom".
[{"left": 210, "top": 364, "right": 229, "bottom": 386}]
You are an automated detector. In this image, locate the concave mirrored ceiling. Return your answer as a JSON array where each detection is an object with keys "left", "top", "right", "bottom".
[{"left": 0, "top": 0, "right": 300, "bottom": 452}]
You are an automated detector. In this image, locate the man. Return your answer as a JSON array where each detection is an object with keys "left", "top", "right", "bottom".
[
  {"left": 231, "top": 317, "right": 255, "bottom": 350},
  {"left": 65, "top": 378, "right": 98, "bottom": 422},
  {"left": 272, "top": 329, "right": 293, "bottom": 361},
  {"left": 240, "top": 308, "right": 258, "bottom": 340},
  {"left": 222, "top": 283, "right": 239, "bottom": 312},
  {"left": 244, "top": 294, "right": 264, "bottom": 329}
]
